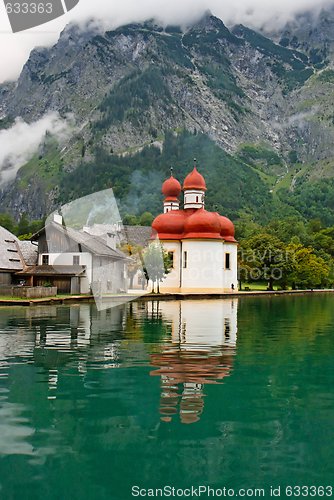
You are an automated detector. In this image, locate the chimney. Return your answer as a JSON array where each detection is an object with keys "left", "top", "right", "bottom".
[
  {"left": 53, "top": 213, "right": 63, "bottom": 225},
  {"left": 106, "top": 232, "right": 116, "bottom": 249}
]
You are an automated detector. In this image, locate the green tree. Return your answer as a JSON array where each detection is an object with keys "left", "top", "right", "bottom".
[
  {"left": 240, "top": 233, "right": 289, "bottom": 290},
  {"left": 0, "top": 213, "right": 16, "bottom": 234},
  {"left": 265, "top": 217, "right": 308, "bottom": 244},
  {"left": 310, "top": 230, "right": 334, "bottom": 257},
  {"left": 286, "top": 243, "right": 330, "bottom": 289},
  {"left": 17, "top": 213, "right": 31, "bottom": 237},
  {"left": 139, "top": 212, "right": 154, "bottom": 226},
  {"left": 123, "top": 214, "right": 139, "bottom": 226}
]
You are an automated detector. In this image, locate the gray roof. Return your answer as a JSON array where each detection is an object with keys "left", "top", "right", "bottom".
[
  {"left": 17, "top": 265, "right": 86, "bottom": 276},
  {"left": 18, "top": 241, "right": 38, "bottom": 266},
  {"left": 0, "top": 226, "right": 23, "bottom": 272},
  {"left": 123, "top": 226, "right": 152, "bottom": 247},
  {"left": 33, "top": 222, "right": 128, "bottom": 260}
]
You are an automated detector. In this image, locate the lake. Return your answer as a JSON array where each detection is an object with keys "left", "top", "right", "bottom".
[{"left": 0, "top": 295, "right": 333, "bottom": 499}]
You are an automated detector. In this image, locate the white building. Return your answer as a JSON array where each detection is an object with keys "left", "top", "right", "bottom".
[
  {"left": 151, "top": 164, "right": 238, "bottom": 293},
  {"left": 19, "top": 219, "right": 129, "bottom": 295},
  {"left": 0, "top": 226, "right": 38, "bottom": 286}
]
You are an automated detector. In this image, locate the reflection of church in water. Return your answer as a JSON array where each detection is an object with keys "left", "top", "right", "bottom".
[
  {"left": 149, "top": 299, "right": 238, "bottom": 424},
  {"left": 1, "top": 299, "right": 237, "bottom": 425}
]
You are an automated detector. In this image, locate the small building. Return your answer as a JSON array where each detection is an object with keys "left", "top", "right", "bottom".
[
  {"left": 151, "top": 164, "right": 238, "bottom": 293},
  {"left": 0, "top": 226, "right": 24, "bottom": 285},
  {"left": 17, "top": 218, "right": 129, "bottom": 295}
]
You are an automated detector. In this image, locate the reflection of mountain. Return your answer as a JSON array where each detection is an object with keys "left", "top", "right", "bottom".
[{"left": 149, "top": 300, "right": 238, "bottom": 424}]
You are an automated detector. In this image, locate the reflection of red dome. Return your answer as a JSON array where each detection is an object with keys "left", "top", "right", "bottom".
[
  {"left": 183, "top": 167, "right": 207, "bottom": 191},
  {"left": 152, "top": 211, "right": 186, "bottom": 239},
  {"left": 219, "top": 216, "right": 236, "bottom": 242},
  {"left": 183, "top": 209, "right": 222, "bottom": 239},
  {"left": 162, "top": 175, "right": 181, "bottom": 201}
]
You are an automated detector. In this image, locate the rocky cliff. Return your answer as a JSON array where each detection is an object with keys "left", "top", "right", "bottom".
[{"left": 1, "top": 11, "right": 334, "bottom": 223}]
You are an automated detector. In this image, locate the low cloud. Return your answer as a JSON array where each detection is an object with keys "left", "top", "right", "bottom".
[
  {"left": 0, "top": 112, "right": 73, "bottom": 187},
  {"left": 1, "top": 0, "right": 334, "bottom": 83},
  {"left": 287, "top": 108, "right": 320, "bottom": 129}
]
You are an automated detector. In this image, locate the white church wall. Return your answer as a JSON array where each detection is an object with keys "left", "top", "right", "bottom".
[
  {"left": 159, "top": 241, "right": 181, "bottom": 292},
  {"left": 159, "top": 240, "right": 238, "bottom": 293},
  {"left": 222, "top": 243, "right": 238, "bottom": 291},
  {"left": 180, "top": 240, "right": 224, "bottom": 292}
]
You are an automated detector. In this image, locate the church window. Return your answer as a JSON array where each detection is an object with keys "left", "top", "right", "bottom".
[
  {"left": 225, "top": 253, "right": 231, "bottom": 270},
  {"left": 168, "top": 251, "right": 174, "bottom": 268},
  {"left": 42, "top": 255, "right": 49, "bottom": 265},
  {"left": 183, "top": 251, "right": 188, "bottom": 269}
]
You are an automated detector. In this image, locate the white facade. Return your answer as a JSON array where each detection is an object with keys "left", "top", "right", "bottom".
[
  {"left": 39, "top": 252, "right": 92, "bottom": 294},
  {"left": 159, "top": 240, "right": 238, "bottom": 293},
  {"left": 183, "top": 189, "right": 205, "bottom": 210},
  {"left": 152, "top": 166, "right": 239, "bottom": 294},
  {"left": 164, "top": 201, "right": 180, "bottom": 213},
  {"left": 36, "top": 220, "right": 128, "bottom": 295}
]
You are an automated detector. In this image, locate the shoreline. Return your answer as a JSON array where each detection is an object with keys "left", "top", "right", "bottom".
[{"left": 0, "top": 288, "right": 334, "bottom": 306}]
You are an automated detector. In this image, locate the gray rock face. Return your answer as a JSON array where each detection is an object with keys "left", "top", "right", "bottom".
[{"left": 1, "top": 11, "right": 334, "bottom": 218}]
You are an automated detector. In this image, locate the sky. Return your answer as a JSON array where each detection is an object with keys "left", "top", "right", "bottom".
[{"left": 1, "top": 0, "right": 334, "bottom": 84}]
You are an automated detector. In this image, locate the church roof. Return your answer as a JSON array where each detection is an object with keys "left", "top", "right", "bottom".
[
  {"left": 162, "top": 175, "right": 182, "bottom": 201},
  {"left": 183, "top": 167, "right": 206, "bottom": 191},
  {"left": 152, "top": 209, "right": 236, "bottom": 241},
  {"left": 153, "top": 165, "right": 236, "bottom": 242}
]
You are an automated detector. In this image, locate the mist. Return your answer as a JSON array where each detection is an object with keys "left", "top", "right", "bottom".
[
  {"left": 1, "top": 0, "right": 334, "bottom": 83},
  {"left": 0, "top": 112, "right": 73, "bottom": 187}
]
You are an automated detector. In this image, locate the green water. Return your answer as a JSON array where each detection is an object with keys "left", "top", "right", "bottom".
[{"left": 0, "top": 296, "right": 333, "bottom": 500}]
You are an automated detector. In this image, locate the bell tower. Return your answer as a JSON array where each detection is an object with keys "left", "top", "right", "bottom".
[
  {"left": 162, "top": 168, "right": 181, "bottom": 213},
  {"left": 183, "top": 160, "right": 206, "bottom": 210}
]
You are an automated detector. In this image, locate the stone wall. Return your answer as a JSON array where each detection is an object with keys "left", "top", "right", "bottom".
[{"left": 0, "top": 286, "right": 57, "bottom": 298}]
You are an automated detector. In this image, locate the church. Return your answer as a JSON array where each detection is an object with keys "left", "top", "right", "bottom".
[{"left": 151, "top": 163, "right": 238, "bottom": 293}]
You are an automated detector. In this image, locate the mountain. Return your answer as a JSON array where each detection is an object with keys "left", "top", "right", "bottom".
[
  {"left": 1, "top": 11, "right": 334, "bottom": 224},
  {"left": 264, "top": 6, "right": 334, "bottom": 64}
]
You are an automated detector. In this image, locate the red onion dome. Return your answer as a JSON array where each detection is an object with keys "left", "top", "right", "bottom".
[
  {"left": 162, "top": 175, "right": 181, "bottom": 201},
  {"left": 219, "top": 215, "right": 237, "bottom": 242},
  {"left": 183, "top": 209, "right": 222, "bottom": 239},
  {"left": 151, "top": 211, "right": 186, "bottom": 240},
  {"left": 183, "top": 167, "right": 207, "bottom": 191}
]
